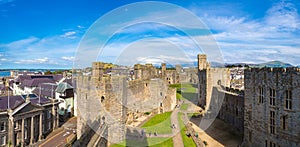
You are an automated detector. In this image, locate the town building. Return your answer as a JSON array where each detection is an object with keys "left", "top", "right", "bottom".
[
  {"left": 0, "top": 94, "right": 59, "bottom": 146},
  {"left": 12, "top": 75, "right": 62, "bottom": 95}
]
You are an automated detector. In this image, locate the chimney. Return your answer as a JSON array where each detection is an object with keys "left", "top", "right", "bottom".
[{"left": 26, "top": 94, "right": 30, "bottom": 102}]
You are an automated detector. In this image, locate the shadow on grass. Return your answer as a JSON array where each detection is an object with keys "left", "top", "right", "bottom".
[
  {"left": 181, "top": 92, "right": 198, "bottom": 105},
  {"left": 110, "top": 128, "right": 173, "bottom": 147}
]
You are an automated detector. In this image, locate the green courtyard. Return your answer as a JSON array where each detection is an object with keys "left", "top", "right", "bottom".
[{"left": 141, "top": 112, "right": 172, "bottom": 134}]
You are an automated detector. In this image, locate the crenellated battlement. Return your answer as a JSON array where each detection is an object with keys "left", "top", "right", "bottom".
[{"left": 245, "top": 67, "right": 300, "bottom": 73}]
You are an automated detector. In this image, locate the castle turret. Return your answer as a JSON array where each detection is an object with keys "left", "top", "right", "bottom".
[
  {"left": 197, "top": 54, "right": 208, "bottom": 70},
  {"left": 161, "top": 63, "right": 166, "bottom": 79}
]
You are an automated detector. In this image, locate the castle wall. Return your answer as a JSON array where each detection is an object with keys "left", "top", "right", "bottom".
[
  {"left": 244, "top": 68, "right": 300, "bottom": 147},
  {"left": 218, "top": 88, "right": 244, "bottom": 133},
  {"left": 76, "top": 62, "right": 178, "bottom": 145}
]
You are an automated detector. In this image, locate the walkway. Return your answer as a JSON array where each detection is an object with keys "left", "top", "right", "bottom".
[{"left": 170, "top": 102, "right": 184, "bottom": 147}]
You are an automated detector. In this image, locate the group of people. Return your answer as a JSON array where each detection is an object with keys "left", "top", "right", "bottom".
[{"left": 140, "top": 129, "right": 158, "bottom": 137}]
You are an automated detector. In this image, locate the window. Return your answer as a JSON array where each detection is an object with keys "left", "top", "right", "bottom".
[
  {"left": 0, "top": 122, "right": 5, "bottom": 132},
  {"left": 281, "top": 115, "right": 287, "bottom": 130},
  {"left": 270, "top": 141, "right": 276, "bottom": 147},
  {"left": 48, "top": 121, "right": 51, "bottom": 130},
  {"left": 47, "top": 110, "right": 51, "bottom": 119},
  {"left": 270, "top": 111, "right": 275, "bottom": 134},
  {"left": 42, "top": 122, "right": 45, "bottom": 133},
  {"left": 269, "top": 88, "right": 276, "bottom": 106},
  {"left": 248, "top": 130, "right": 252, "bottom": 142},
  {"left": 101, "top": 96, "right": 105, "bottom": 103},
  {"left": 14, "top": 121, "right": 18, "bottom": 129},
  {"left": 0, "top": 136, "right": 5, "bottom": 145},
  {"left": 285, "top": 90, "right": 292, "bottom": 110},
  {"left": 24, "top": 129, "right": 27, "bottom": 139},
  {"left": 259, "top": 87, "right": 264, "bottom": 103}
]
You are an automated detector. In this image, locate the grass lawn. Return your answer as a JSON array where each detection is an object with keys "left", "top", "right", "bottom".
[
  {"left": 180, "top": 103, "right": 189, "bottom": 110},
  {"left": 141, "top": 112, "right": 172, "bottom": 134},
  {"left": 147, "top": 137, "right": 173, "bottom": 147},
  {"left": 187, "top": 112, "right": 201, "bottom": 118},
  {"left": 110, "top": 137, "right": 173, "bottom": 147},
  {"left": 178, "top": 113, "right": 197, "bottom": 147},
  {"left": 170, "top": 84, "right": 197, "bottom": 101}
]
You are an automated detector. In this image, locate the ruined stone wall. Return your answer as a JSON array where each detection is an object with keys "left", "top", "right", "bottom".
[
  {"left": 161, "top": 87, "right": 177, "bottom": 112},
  {"left": 76, "top": 75, "right": 127, "bottom": 145},
  {"left": 76, "top": 63, "right": 177, "bottom": 145},
  {"left": 244, "top": 68, "right": 300, "bottom": 147},
  {"left": 218, "top": 88, "right": 244, "bottom": 133},
  {"left": 198, "top": 68, "right": 230, "bottom": 110},
  {"left": 133, "top": 64, "right": 159, "bottom": 80},
  {"left": 181, "top": 68, "right": 198, "bottom": 84}
]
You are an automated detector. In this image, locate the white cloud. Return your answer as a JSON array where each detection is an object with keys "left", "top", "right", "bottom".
[
  {"left": 1, "top": 37, "right": 39, "bottom": 49},
  {"left": 15, "top": 57, "right": 50, "bottom": 64},
  {"left": 1, "top": 32, "right": 77, "bottom": 68},
  {"left": 60, "top": 31, "right": 77, "bottom": 39},
  {"left": 61, "top": 56, "right": 75, "bottom": 61},
  {"left": 189, "top": 1, "right": 300, "bottom": 65},
  {"left": 265, "top": 1, "right": 300, "bottom": 32}
]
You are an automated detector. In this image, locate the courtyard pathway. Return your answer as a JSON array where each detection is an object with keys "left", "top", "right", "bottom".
[{"left": 170, "top": 102, "right": 184, "bottom": 147}]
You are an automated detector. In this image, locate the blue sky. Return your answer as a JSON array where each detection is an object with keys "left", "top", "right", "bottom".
[{"left": 0, "top": 0, "right": 299, "bottom": 68}]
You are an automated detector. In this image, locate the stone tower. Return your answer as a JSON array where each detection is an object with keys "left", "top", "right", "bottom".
[
  {"left": 161, "top": 63, "right": 166, "bottom": 79},
  {"left": 198, "top": 54, "right": 208, "bottom": 70}
]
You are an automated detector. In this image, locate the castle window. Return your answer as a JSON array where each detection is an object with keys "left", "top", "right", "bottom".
[
  {"left": 258, "top": 87, "right": 264, "bottom": 103},
  {"left": 0, "top": 122, "right": 5, "bottom": 132},
  {"left": 270, "top": 111, "right": 275, "bottom": 134},
  {"left": 269, "top": 88, "right": 276, "bottom": 106},
  {"left": 248, "top": 130, "right": 252, "bottom": 142},
  {"left": 281, "top": 115, "right": 287, "bottom": 130},
  {"left": 101, "top": 96, "right": 105, "bottom": 103},
  {"left": 270, "top": 141, "right": 276, "bottom": 147},
  {"left": 285, "top": 90, "right": 292, "bottom": 110}
]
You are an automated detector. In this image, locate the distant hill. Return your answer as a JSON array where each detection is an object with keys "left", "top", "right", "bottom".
[
  {"left": 252, "top": 61, "right": 294, "bottom": 68},
  {"left": 225, "top": 61, "right": 294, "bottom": 68}
]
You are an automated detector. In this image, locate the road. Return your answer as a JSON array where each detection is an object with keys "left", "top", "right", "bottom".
[{"left": 40, "top": 117, "right": 77, "bottom": 147}]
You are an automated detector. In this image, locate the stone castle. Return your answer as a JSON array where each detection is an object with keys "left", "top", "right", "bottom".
[
  {"left": 75, "top": 53, "right": 300, "bottom": 147},
  {"left": 75, "top": 62, "right": 197, "bottom": 146},
  {"left": 197, "top": 54, "right": 300, "bottom": 146}
]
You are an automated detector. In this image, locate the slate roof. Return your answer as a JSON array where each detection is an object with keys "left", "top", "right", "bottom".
[
  {"left": 16, "top": 75, "right": 63, "bottom": 83},
  {"left": 32, "top": 83, "right": 57, "bottom": 98},
  {"left": 0, "top": 94, "right": 52, "bottom": 111},
  {"left": 30, "top": 97, "right": 51, "bottom": 105},
  {"left": 20, "top": 78, "right": 55, "bottom": 88},
  {"left": 56, "top": 82, "right": 73, "bottom": 93},
  {"left": 0, "top": 95, "right": 25, "bottom": 111},
  {"left": 53, "top": 74, "right": 63, "bottom": 82}
]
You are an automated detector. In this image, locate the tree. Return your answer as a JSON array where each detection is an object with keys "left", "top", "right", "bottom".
[{"left": 44, "top": 70, "right": 52, "bottom": 75}]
